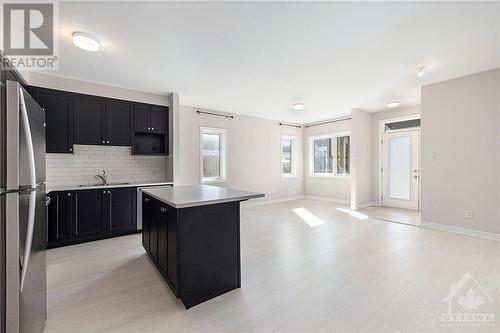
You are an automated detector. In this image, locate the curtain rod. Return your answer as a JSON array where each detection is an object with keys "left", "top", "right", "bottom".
[
  {"left": 279, "top": 122, "right": 302, "bottom": 129},
  {"left": 304, "top": 116, "right": 351, "bottom": 128},
  {"left": 196, "top": 110, "right": 234, "bottom": 119}
]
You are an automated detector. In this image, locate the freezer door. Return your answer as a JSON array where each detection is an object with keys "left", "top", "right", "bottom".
[{"left": 5, "top": 185, "right": 47, "bottom": 333}]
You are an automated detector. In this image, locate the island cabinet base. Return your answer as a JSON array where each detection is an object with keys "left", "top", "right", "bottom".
[{"left": 142, "top": 193, "right": 241, "bottom": 309}]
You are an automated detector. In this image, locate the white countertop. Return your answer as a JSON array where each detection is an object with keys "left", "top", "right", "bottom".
[
  {"left": 47, "top": 181, "right": 173, "bottom": 193},
  {"left": 141, "top": 184, "right": 265, "bottom": 208}
]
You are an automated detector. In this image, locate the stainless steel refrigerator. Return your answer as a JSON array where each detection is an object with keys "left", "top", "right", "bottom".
[{"left": 1, "top": 80, "right": 47, "bottom": 333}]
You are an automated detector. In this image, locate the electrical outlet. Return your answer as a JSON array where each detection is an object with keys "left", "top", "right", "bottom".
[{"left": 464, "top": 210, "right": 473, "bottom": 218}]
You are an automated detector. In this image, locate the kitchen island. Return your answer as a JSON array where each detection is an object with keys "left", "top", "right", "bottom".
[{"left": 140, "top": 185, "right": 264, "bottom": 309}]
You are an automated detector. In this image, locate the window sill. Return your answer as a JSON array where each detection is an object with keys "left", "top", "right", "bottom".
[
  {"left": 281, "top": 174, "right": 298, "bottom": 179},
  {"left": 201, "top": 179, "right": 228, "bottom": 185},
  {"left": 308, "top": 174, "right": 351, "bottom": 179}
]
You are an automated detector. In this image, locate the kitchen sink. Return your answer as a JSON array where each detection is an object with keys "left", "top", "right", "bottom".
[{"left": 78, "top": 182, "right": 130, "bottom": 187}]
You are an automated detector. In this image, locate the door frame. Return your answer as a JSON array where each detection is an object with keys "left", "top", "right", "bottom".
[{"left": 378, "top": 114, "right": 421, "bottom": 210}]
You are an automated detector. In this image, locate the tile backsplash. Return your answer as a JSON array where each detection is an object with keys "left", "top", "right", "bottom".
[{"left": 46, "top": 145, "right": 167, "bottom": 186}]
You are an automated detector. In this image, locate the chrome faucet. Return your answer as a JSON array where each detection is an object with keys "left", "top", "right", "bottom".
[{"left": 95, "top": 170, "right": 108, "bottom": 185}]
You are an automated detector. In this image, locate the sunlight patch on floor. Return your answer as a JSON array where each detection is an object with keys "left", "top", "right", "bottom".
[
  {"left": 292, "top": 207, "right": 325, "bottom": 227},
  {"left": 336, "top": 208, "right": 369, "bottom": 220}
]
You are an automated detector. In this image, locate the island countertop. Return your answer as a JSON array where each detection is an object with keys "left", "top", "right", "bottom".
[{"left": 140, "top": 184, "right": 264, "bottom": 208}]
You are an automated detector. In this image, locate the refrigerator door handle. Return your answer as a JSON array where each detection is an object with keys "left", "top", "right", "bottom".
[
  {"left": 19, "top": 87, "right": 37, "bottom": 189},
  {"left": 20, "top": 190, "right": 36, "bottom": 292}
]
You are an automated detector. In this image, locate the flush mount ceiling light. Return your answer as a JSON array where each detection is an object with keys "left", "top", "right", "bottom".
[
  {"left": 386, "top": 101, "right": 400, "bottom": 108},
  {"left": 292, "top": 103, "right": 305, "bottom": 110},
  {"left": 417, "top": 66, "right": 426, "bottom": 77},
  {"left": 72, "top": 31, "right": 100, "bottom": 52}
]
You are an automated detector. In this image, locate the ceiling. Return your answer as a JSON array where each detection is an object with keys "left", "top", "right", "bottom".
[{"left": 47, "top": 1, "right": 499, "bottom": 123}]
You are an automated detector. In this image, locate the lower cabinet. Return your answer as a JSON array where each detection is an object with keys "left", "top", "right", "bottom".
[
  {"left": 47, "top": 191, "right": 73, "bottom": 247},
  {"left": 74, "top": 190, "right": 104, "bottom": 241},
  {"left": 48, "top": 187, "right": 137, "bottom": 248},
  {"left": 105, "top": 187, "right": 136, "bottom": 235},
  {"left": 142, "top": 194, "right": 177, "bottom": 292}
]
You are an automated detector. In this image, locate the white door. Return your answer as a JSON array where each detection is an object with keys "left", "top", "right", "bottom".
[{"left": 382, "top": 130, "right": 420, "bottom": 210}]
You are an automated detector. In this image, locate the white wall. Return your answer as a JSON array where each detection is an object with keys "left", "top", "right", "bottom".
[
  {"left": 350, "top": 109, "right": 373, "bottom": 208},
  {"left": 175, "top": 106, "right": 304, "bottom": 201},
  {"left": 421, "top": 69, "right": 499, "bottom": 235},
  {"left": 371, "top": 105, "right": 421, "bottom": 202},
  {"left": 303, "top": 119, "right": 351, "bottom": 203}
]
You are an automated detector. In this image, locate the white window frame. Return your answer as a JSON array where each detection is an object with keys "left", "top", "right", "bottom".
[
  {"left": 309, "top": 131, "right": 351, "bottom": 178},
  {"left": 200, "top": 127, "right": 227, "bottom": 184},
  {"left": 281, "top": 135, "right": 298, "bottom": 178}
]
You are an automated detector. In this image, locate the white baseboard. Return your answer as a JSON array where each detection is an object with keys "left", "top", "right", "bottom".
[
  {"left": 241, "top": 195, "right": 305, "bottom": 207},
  {"left": 421, "top": 221, "right": 500, "bottom": 242},
  {"left": 303, "top": 196, "right": 350, "bottom": 205}
]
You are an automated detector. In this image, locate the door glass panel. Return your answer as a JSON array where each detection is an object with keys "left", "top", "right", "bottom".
[{"left": 389, "top": 136, "right": 411, "bottom": 200}]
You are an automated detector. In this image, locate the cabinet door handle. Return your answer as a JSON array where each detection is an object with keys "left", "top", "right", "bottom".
[
  {"left": 102, "top": 140, "right": 105, "bottom": 144},
  {"left": 106, "top": 140, "right": 110, "bottom": 144},
  {"left": 144, "top": 198, "right": 150, "bottom": 202},
  {"left": 69, "top": 148, "right": 73, "bottom": 152},
  {"left": 67, "top": 193, "right": 71, "bottom": 197},
  {"left": 152, "top": 127, "right": 154, "bottom": 131},
  {"left": 103, "top": 191, "right": 106, "bottom": 194}
]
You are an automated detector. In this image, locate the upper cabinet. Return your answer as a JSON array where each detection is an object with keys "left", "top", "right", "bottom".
[
  {"left": 29, "top": 85, "right": 168, "bottom": 154},
  {"left": 32, "top": 87, "right": 74, "bottom": 153},
  {"left": 133, "top": 104, "right": 169, "bottom": 155},
  {"left": 106, "top": 99, "right": 132, "bottom": 146},
  {"left": 150, "top": 106, "right": 167, "bottom": 134},
  {"left": 134, "top": 104, "right": 150, "bottom": 133},
  {"left": 74, "top": 94, "right": 106, "bottom": 145},
  {"left": 134, "top": 104, "right": 167, "bottom": 134}
]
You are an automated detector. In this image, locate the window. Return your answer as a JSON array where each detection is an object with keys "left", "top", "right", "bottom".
[
  {"left": 336, "top": 135, "right": 350, "bottom": 175},
  {"left": 310, "top": 133, "right": 350, "bottom": 176},
  {"left": 200, "top": 127, "right": 226, "bottom": 183},
  {"left": 281, "top": 135, "right": 297, "bottom": 177}
]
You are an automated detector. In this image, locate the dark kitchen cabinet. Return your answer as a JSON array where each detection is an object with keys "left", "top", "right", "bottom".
[
  {"left": 142, "top": 194, "right": 177, "bottom": 293},
  {"left": 157, "top": 205, "right": 168, "bottom": 275},
  {"left": 47, "top": 191, "right": 73, "bottom": 245},
  {"left": 166, "top": 206, "right": 178, "bottom": 289},
  {"left": 47, "top": 187, "right": 138, "bottom": 248},
  {"left": 134, "top": 104, "right": 150, "bottom": 133},
  {"left": 74, "top": 190, "right": 103, "bottom": 240},
  {"left": 75, "top": 94, "right": 105, "bottom": 145},
  {"left": 32, "top": 87, "right": 74, "bottom": 153},
  {"left": 134, "top": 104, "right": 167, "bottom": 134},
  {"left": 150, "top": 106, "right": 167, "bottom": 134},
  {"left": 142, "top": 194, "right": 159, "bottom": 264},
  {"left": 104, "top": 187, "right": 136, "bottom": 234},
  {"left": 29, "top": 85, "right": 168, "bottom": 152},
  {"left": 142, "top": 195, "right": 152, "bottom": 252},
  {"left": 106, "top": 99, "right": 132, "bottom": 146}
]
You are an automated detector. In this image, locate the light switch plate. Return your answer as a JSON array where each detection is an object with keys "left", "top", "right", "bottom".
[{"left": 464, "top": 210, "right": 473, "bottom": 218}]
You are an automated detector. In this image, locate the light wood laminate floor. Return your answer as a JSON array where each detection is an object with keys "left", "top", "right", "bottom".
[
  {"left": 44, "top": 199, "right": 500, "bottom": 332},
  {"left": 359, "top": 206, "right": 421, "bottom": 226}
]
